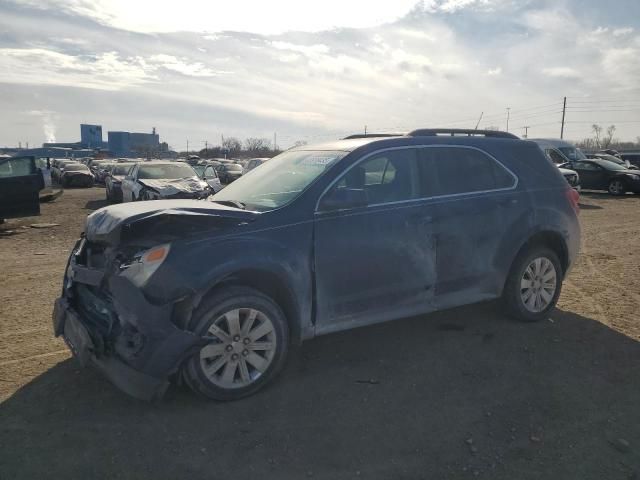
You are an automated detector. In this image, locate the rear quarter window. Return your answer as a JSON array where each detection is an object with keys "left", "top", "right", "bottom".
[{"left": 424, "top": 147, "right": 515, "bottom": 196}]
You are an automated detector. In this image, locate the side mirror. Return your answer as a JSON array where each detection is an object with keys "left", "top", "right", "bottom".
[{"left": 319, "top": 188, "right": 368, "bottom": 212}]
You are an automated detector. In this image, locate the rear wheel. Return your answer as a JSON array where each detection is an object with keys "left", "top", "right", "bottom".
[
  {"left": 182, "top": 286, "right": 289, "bottom": 401},
  {"left": 503, "top": 247, "right": 562, "bottom": 322},
  {"left": 608, "top": 179, "right": 626, "bottom": 195}
]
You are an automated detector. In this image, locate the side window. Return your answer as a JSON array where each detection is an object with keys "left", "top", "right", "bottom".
[
  {"left": 430, "top": 147, "right": 515, "bottom": 196},
  {"left": 546, "top": 149, "right": 565, "bottom": 164},
  {"left": 573, "top": 161, "right": 598, "bottom": 171},
  {"left": 334, "top": 149, "right": 420, "bottom": 204},
  {"left": 128, "top": 165, "right": 137, "bottom": 178},
  {"left": 0, "top": 157, "right": 35, "bottom": 178}
]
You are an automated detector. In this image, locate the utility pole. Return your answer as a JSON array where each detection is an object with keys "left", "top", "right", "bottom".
[
  {"left": 523, "top": 126, "right": 529, "bottom": 138},
  {"left": 560, "top": 96, "right": 567, "bottom": 139},
  {"left": 506, "top": 108, "right": 511, "bottom": 132},
  {"left": 273, "top": 132, "right": 277, "bottom": 151},
  {"left": 186, "top": 139, "right": 189, "bottom": 155},
  {"left": 475, "top": 112, "right": 483, "bottom": 130},
  {"left": 364, "top": 125, "right": 367, "bottom": 136},
  {"left": 204, "top": 140, "right": 208, "bottom": 156}
]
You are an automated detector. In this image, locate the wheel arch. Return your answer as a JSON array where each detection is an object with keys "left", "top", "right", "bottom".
[
  {"left": 189, "top": 268, "right": 304, "bottom": 344},
  {"left": 510, "top": 230, "right": 569, "bottom": 280}
]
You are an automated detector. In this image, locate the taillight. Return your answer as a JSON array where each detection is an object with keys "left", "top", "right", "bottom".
[{"left": 565, "top": 187, "right": 580, "bottom": 215}]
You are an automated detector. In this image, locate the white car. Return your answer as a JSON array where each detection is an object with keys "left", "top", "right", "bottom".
[{"left": 121, "top": 162, "right": 212, "bottom": 202}]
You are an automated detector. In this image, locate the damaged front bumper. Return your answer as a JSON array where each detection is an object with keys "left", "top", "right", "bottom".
[{"left": 53, "top": 239, "right": 202, "bottom": 401}]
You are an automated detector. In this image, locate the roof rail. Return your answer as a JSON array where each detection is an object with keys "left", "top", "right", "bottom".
[
  {"left": 342, "top": 133, "right": 404, "bottom": 139},
  {"left": 407, "top": 129, "right": 519, "bottom": 139}
]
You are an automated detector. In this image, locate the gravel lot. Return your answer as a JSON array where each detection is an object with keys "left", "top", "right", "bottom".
[{"left": 1, "top": 187, "right": 639, "bottom": 479}]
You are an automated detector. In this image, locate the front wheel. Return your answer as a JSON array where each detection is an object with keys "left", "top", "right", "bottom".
[
  {"left": 181, "top": 286, "right": 290, "bottom": 401},
  {"left": 503, "top": 247, "right": 562, "bottom": 322},
  {"left": 608, "top": 179, "right": 626, "bottom": 196}
]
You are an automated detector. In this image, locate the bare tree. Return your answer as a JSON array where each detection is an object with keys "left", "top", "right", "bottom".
[
  {"left": 602, "top": 125, "right": 616, "bottom": 148},
  {"left": 292, "top": 140, "right": 308, "bottom": 148},
  {"left": 244, "top": 138, "right": 271, "bottom": 152},
  {"left": 592, "top": 124, "right": 603, "bottom": 149},
  {"left": 222, "top": 137, "right": 242, "bottom": 154}
]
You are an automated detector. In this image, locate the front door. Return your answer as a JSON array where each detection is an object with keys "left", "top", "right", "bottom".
[
  {"left": 313, "top": 148, "right": 437, "bottom": 333},
  {"left": 0, "top": 156, "right": 44, "bottom": 219},
  {"left": 570, "top": 161, "right": 604, "bottom": 189}
]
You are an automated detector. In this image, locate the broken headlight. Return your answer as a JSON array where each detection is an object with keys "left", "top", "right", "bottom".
[{"left": 119, "top": 243, "right": 171, "bottom": 287}]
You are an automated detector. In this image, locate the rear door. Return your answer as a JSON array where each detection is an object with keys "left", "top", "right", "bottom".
[
  {"left": 422, "top": 146, "right": 520, "bottom": 306},
  {"left": 0, "top": 156, "right": 44, "bottom": 219}
]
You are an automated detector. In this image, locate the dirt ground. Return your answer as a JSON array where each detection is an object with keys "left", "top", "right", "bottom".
[{"left": 0, "top": 187, "right": 639, "bottom": 479}]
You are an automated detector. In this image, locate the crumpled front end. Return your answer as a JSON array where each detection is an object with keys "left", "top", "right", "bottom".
[
  {"left": 140, "top": 178, "right": 211, "bottom": 200},
  {"left": 53, "top": 238, "right": 203, "bottom": 401}
]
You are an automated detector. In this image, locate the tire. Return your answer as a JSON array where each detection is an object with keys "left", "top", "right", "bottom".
[
  {"left": 503, "top": 247, "right": 563, "bottom": 322},
  {"left": 608, "top": 179, "right": 626, "bottom": 196},
  {"left": 181, "top": 286, "right": 289, "bottom": 401}
]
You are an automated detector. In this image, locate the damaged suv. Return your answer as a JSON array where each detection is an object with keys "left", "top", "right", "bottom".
[{"left": 54, "top": 129, "right": 581, "bottom": 401}]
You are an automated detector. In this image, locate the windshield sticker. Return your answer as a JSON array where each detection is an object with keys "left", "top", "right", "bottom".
[{"left": 300, "top": 155, "right": 337, "bottom": 166}]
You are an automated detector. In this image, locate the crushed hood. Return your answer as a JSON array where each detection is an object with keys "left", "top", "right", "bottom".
[
  {"left": 85, "top": 200, "right": 258, "bottom": 246},
  {"left": 139, "top": 177, "right": 208, "bottom": 196}
]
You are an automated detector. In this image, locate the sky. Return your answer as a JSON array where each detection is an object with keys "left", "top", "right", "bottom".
[{"left": 1, "top": 0, "right": 639, "bottom": 150}]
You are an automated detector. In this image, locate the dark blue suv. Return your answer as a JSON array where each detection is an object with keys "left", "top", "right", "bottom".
[{"left": 53, "top": 129, "right": 581, "bottom": 401}]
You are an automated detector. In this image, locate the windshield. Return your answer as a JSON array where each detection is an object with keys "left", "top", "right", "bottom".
[
  {"left": 597, "top": 159, "right": 627, "bottom": 171},
  {"left": 559, "top": 147, "right": 586, "bottom": 161},
  {"left": 212, "top": 150, "right": 347, "bottom": 211},
  {"left": 138, "top": 163, "right": 197, "bottom": 179},
  {"left": 112, "top": 164, "right": 133, "bottom": 175}
]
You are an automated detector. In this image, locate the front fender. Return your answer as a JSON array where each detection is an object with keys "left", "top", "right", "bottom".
[{"left": 144, "top": 221, "right": 315, "bottom": 339}]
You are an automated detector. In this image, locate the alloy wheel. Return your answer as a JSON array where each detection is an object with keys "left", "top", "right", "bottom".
[
  {"left": 520, "top": 257, "right": 557, "bottom": 313},
  {"left": 609, "top": 180, "right": 624, "bottom": 195},
  {"left": 199, "top": 308, "right": 277, "bottom": 389}
]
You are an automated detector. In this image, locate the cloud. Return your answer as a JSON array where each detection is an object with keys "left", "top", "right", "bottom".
[
  {"left": 613, "top": 27, "right": 634, "bottom": 36},
  {"left": 0, "top": 48, "right": 154, "bottom": 90},
  {"left": 148, "top": 54, "right": 230, "bottom": 77},
  {"left": 1, "top": 0, "right": 640, "bottom": 147},
  {"left": 542, "top": 67, "right": 581, "bottom": 78}
]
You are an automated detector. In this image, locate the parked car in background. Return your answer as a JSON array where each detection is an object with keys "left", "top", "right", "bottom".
[
  {"left": 0, "top": 156, "right": 44, "bottom": 221},
  {"left": 242, "top": 157, "right": 269, "bottom": 174},
  {"left": 52, "top": 160, "right": 81, "bottom": 182},
  {"left": 191, "top": 163, "right": 223, "bottom": 193},
  {"left": 88, "top": 160, "right": 111, "bottom": 178},
  {"left": 105, "top": 163, "right": 135, "bottom": 203},
  {"left": 121, "top": 161, "right": 212, "bottom": 201},
  {"left": 54, "top": 129, "right": 581, "bottom": 401},
  {"left": 93, "top": 162, "right": 116, "bottom": 184},
  {"left": 60, "top": 163, "right": 95, "bottom": 188},
  {"left": 216, "top": 163, "right": 243, "bottom": 184},
  {"left": 560, "top": 159, "right": 640, "bottom": 195},
  {"left": 558, "top": 166, "right": 581, "bottom": 191},
  {"left": 530, "top": 138, "right": 587, "bottom": 164},
  {"left": 586, "top": 153, "right": 630, "bottom": 168}
]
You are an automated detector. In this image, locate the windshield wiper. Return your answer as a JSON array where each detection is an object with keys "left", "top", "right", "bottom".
[{"left": 212, "top": 200, "right": 246, "bottom": 210}]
